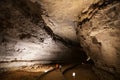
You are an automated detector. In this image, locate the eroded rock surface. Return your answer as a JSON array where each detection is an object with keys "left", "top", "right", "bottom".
[
  {"left": 78, "top": 2, "right": 120, "bottom": 80},
  {"left": 0, "top": 0, "right": 120, "bottom": 80},
  {"left": 0, "top": 0, "right": 86, "bottom": 67},
  {"left": 37, "top": 0, "right": 101, "bottom": 42}
]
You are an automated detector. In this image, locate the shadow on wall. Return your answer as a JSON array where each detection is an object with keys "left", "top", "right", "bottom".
[{"left": 0, "top": 0, "right": 89, "bottom": 66}]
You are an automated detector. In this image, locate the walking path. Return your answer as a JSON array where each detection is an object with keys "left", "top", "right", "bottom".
[
  {"left": 40, "top": 69, "right": 65, "bottom": 80},
  {"left": 0, "top": 64, "right": 98, "bottom": 80},
  {"left": 64, "top": 64, "right": 97, "bottom": 80}
]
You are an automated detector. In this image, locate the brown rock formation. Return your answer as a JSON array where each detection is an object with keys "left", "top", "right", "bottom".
[{"left": 77, "top": 1, "right": 120, "bottom": 79}]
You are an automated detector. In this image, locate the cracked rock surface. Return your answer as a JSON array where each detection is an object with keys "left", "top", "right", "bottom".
[{"left": 78, "top": 1, "right": 120, "bottom": 80}]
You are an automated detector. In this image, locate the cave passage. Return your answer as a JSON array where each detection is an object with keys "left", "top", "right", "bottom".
[
  {"left": 0, "top": 0, "right": 90, "bottom": 67},
  {"left": 0, "top": 0, "right": 120, "bottom": 80}
]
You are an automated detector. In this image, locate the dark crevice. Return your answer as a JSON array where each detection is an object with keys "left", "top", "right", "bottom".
[{"left": 93, "top": 66, "right": 119, "bottom": 79}]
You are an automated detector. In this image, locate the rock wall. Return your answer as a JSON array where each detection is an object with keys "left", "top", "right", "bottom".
[
  {"left": 77, "top": 1, "right": 120, "bottom": 80},
  {"left": 1, "top": 1, "right": 120, "bottom": 79},
  {"left": 38, "top": 0, "right": 101, "bottom": 42},
  {"left": 0, "top": 0, "right": 86, "bottom": 68}
]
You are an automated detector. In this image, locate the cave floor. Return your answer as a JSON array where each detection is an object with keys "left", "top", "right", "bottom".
[{"left": 0, "top": 64, "right": 98, "bottom": 80}]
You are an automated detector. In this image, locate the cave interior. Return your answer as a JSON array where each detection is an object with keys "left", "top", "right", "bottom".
[{"left": 0, "top": 0, "right": 120, "bottom": 80}]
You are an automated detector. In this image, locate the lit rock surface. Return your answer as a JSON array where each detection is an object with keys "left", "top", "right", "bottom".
[
  {"left": 36, "top": 0, "right": 100, "bottom": 42},
  {"left": 0, "top": 0, "right": 120, "bottom": 80},
  {"left": 78, "top": 2, "right": 120, "bottom": 80},
  {"left": 0, "top": 0, "right": 86, "bottom": 65}
]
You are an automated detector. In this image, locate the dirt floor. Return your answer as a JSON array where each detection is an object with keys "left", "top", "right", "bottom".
[
  {"left": 64, "top": 64, "right": 98, "bottom": 80},
  {"left": 0, "top": 71, "right": 42, "bottom": 80},
  {"left": 0, "top": 64, "right": 54, "bottom": 80},
  {"left": 0, "top": 64, "right": 98, "bottom": 80}
]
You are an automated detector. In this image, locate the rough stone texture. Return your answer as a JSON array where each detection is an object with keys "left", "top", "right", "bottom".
[
  {"left": 1, "top": 0, "right": 120, "bottom": 79},
  {"left": 0, "top": 0, "right": 86, "bottom": 67},
  {"left": 36, "top": 0, "right": 101, "bottom": 42},
  {"left": 78, "top": 2, "right": 120, "bottom": 80}
]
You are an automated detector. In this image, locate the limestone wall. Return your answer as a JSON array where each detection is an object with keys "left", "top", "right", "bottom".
[{"left": 78, "top": 2, "right": 120, "bottom": 80}]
